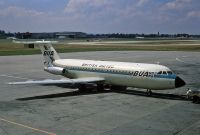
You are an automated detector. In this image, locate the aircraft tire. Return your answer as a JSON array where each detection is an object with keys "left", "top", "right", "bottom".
[
  {"left": 146, "top": 89, "right": 152, "bottom": 96},
  {"left": 192, "top": 96, "right": 199, "bottom": 103},
  {"left": 78, "top": 84, "right": 86, "bottom": 91},
  {"left": 97, "top": 84, "right": 104, "bottom": 91}
]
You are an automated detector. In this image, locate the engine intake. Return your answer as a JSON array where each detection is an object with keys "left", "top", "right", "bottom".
[{"left": 44, "top": 67, "right": 65, "bottom": 75}]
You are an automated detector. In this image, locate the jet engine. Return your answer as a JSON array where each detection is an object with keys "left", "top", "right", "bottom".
[{"left": 44, "top": 67, "right": 66, "bottom": 75}]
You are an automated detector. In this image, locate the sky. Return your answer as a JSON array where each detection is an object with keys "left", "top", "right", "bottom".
[{"left": 0, "top": 0, "right": 200, "bottom": 34}]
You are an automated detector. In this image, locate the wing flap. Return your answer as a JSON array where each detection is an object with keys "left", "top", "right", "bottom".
[{"left": 8, "top": 77, "right": 105, "bottom": 85}]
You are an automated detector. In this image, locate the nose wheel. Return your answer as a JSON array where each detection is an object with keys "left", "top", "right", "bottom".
[{"left": 147, "top": 89, "right": 152, "bottom": 96}]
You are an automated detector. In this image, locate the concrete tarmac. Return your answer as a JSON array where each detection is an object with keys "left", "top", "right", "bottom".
[{"left": 0, "top": 51, "right": 200, "bottom": 135}]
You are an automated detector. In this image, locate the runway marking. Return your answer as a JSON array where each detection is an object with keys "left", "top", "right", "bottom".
[
  {"left": 0, "top": 117, "right": 56, "bottom": 135},
  {"left": 176, "top": 58, "right": 186, "bottom": 63},
  {"left": 0, "top": 74, "right": 29, "bottom": 80}
]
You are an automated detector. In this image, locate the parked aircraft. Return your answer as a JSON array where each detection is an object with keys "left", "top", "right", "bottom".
[{"left": 9, "top": 40, "right": 185, "bottom": 95}]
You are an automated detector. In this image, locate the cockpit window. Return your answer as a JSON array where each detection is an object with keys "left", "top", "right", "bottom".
[
  {"left": 167, "top": 71, "right": 173, "bottom": 74},
  {"left": 158, "top": 71, "right": 173, "bottom": 75},
  {"left": 157, "top": 71, "right": 162, "bottom": 74},
  {"left": 163, "top": 71, "right": 167, "bottom": 74}
]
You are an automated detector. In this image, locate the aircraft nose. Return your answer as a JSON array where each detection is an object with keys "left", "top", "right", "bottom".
[{"left": 175, "top": 76, "right": 186, "bottom": 88}]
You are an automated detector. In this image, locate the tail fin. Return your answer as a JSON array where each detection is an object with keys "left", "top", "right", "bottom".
[
  {"left": 38, "top": 43, "right": 60, "bottom": 67},
  {"left": 13, "top": 40, "right": 60, "bottom": 67}
]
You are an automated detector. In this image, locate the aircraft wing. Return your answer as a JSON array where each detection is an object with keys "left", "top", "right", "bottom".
[{"left": 8, "top": 77, "right": 105, "bottom": 85}]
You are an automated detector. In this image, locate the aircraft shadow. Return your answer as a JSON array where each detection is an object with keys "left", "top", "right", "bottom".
[
  {"left": 16, "top": 88, "right": 189, "bottom": 101},
  {"left": 16, "top": 89, "right": 112, "bottom": 101},
  {"left": 114, "top": 89, "right": 188, "bottom": 101}
]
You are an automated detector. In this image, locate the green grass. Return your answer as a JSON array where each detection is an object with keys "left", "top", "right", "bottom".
[
  {"left": 0, "top": 50, "right": 39, "bottom": 56},
  {"left": 0, "top": 39, "right": 200, "bottom": 56},
  {"left": 0, "top": 45, "right": 200, "bottom": 56}
]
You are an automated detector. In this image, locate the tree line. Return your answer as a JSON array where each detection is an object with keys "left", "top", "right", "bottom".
[{"left": 0, "top": 29, "right": 200, "bottom": 39}]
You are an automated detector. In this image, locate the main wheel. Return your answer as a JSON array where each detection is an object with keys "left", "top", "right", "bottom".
[
  {"left": 146, "top": 89, "right": 152, "bottom": 96},
  {"left": 78, "top": 84, "right": 86, "bottom": 91},
  {"left": 97, "top": 84, "right": 104, "bottom": 91},
  {"left": 192, "top": 96, "right": 199, "bottom": 103}
]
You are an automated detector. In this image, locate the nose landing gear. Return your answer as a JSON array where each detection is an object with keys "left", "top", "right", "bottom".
[{"left": 147, "top": 89, "right": 152, "bottom": 96}]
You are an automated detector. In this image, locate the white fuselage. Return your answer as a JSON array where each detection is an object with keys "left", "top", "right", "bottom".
[
  {"left": 53, "top": 59, "right": 177, "bottom": 90},
  {"left": 10, "top": 42, "right": 185, "bottom": 90}
]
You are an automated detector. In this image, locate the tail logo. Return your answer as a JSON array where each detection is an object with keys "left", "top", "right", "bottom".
[
  {"left": 43, "top": 45, "right": 54, "bottom": 56},
  {"left": 43, "top": 51, "right": 54, "bottom": 56}
]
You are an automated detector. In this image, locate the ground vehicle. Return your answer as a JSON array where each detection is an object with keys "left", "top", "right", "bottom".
[{"left": 186, "top": 89, "right": 200, "bottom": 103}]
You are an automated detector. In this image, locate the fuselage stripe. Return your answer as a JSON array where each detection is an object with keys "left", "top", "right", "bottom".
[{"left": 64, "top": 66, "right": 176, "bottom": 80}]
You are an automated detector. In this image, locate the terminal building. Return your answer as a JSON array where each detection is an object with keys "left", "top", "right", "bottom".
[
  {"left": 15, "top": 32, "right": 88, "bottom": 39},
  {"left": 55, "top": 32, "right": 87, "bottom": 39}
]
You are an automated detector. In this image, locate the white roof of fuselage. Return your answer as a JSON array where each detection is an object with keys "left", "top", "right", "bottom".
[{"left": 54, "top": 59, "right": 170, "bottom": 72}]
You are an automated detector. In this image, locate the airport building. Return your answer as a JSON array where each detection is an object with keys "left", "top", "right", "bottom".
[{"left": 15, "top": 32, "right": 88, "bottom": 39}]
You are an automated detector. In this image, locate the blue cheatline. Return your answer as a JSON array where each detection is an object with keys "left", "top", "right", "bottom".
[{"left": 64, "top": 66, "right": 176, "bottom": 80}]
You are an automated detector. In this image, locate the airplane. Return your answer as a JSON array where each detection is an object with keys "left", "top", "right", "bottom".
[{"left": 9, "top": 40, "right": 186, "bottom": 95}]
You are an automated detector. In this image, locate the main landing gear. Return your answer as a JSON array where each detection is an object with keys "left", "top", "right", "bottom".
[
  {"left": 110, "top": 85, "right": 127, "bottom": 91},
  {"left": 147, "top": 89, "right": 152, "bottom": 96},
  {"left": 78, "top": 84, "right": 127, "bottom": 91},
  {"left": 78, "top": 84, "right": 86, "bottom": 91},
  {"left": 97, "top": 84, "right": 104, "bottom": 91},
  {"left": 78, "top": 84, "right": 105, "bottom": 91}
]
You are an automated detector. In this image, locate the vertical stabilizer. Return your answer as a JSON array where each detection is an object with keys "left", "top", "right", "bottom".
[{"left": 38, "top": 43, "right": 60, "bottom": 67}]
